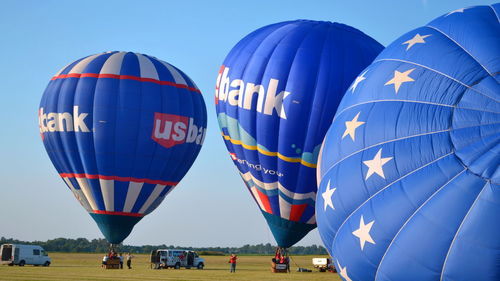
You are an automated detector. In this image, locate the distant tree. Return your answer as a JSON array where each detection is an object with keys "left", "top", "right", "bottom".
[{"left": 0, "top": 237, "right": 328, "bottom": 255}]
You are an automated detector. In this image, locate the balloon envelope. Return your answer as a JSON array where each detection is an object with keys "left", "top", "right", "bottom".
[
  {"left": 317, "top": 5, "right": 499, "bottom": 281},
  {"left": 215, "top": 20, "right": 383, "bottom": 248},
  {"left": 39, "top": 51, "right": 207, "bottom": 244}
]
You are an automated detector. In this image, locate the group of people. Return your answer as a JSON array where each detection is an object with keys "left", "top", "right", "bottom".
[
  {"left": 101, "top": 251, "right": 134, "bottom": 269},
  {"left": 272, "top": 248, "right": 290, "bottom": 272},
  {"left": 228, "top": 249, "right": 289, "bottom": 273},
  {"left": 273, "top": 248, "right": 289, "bottom": 265},
  {"left": 100, "top": 249, "right": 287, "bottom": 272}
]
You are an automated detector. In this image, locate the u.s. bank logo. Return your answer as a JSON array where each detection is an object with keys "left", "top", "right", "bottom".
[{"left": 152, "top": 113, "right": 206, "bottom": 148}]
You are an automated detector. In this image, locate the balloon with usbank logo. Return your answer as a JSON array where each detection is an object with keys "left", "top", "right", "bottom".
[
  {"left": 39, "top": 51, "right": 207, "bottom": 244},
  {"left": 215, "top": 20, "right": 383, "bottom": 248}
]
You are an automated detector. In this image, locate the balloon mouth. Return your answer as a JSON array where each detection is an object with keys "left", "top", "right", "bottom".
[
  {"left": 450, "top": 75, "right": 500, "bottom": 184},
  {"left": 90, "top": 213, "right": 143, "bottom": 244},
  {"left": 261, "top": 211, "right": 317, "bottom": 248}
]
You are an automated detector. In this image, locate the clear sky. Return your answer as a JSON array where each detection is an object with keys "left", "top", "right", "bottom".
[{"left": 0, "top": 0, "right": 494, "bottom": 247}]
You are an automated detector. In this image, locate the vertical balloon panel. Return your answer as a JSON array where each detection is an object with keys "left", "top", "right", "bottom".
[
  {"left": 39, "top": 52, "right": 207, "bottom": 244},
  {"left": 215, "top": 20, "right": 383, "bottom": 248}
]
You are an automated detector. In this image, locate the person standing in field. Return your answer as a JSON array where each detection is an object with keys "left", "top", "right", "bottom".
[
  {"left": 119, "top": 253, "right": 123, "bottom": 269},
  {"left": 229, "top": 253, "right": 237, "bottom": 273},
  {"left": 102, "top": 255, "right": 108, "bottom": 268},
  {"left": 126, "top": 253, "right": 134, "bottom": 269}
]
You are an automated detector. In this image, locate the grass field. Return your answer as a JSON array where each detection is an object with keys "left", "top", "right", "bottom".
[{"left": 0, "top": 253, "right": 341, "bottom": 281}]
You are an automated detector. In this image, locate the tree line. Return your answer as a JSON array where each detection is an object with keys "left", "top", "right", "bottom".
[{"left": 0, "top": 237, "right": 328, "bottom": 255}]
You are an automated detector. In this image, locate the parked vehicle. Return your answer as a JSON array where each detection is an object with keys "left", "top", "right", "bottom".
[
  {"left": 150, "top": 249, "right": 204, "bottom": 269},
  {"left": 312, "top": 257, "right": 336, "bottom": 272},
  {"left": 0, "top": 244, "right": 51, "bottom": 266}
]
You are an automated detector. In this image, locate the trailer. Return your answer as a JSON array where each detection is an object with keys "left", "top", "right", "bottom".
[{"left": 312, "top": 257, "right": 336, "bottom": 272}]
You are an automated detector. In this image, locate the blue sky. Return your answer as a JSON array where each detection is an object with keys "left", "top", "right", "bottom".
[{"left": 0, "top": 0, "right": 494, "bottom": 247}]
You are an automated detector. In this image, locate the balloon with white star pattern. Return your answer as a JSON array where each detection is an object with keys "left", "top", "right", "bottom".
[{"left": 316, "top": 4, "right": 500, "bottom": 281}]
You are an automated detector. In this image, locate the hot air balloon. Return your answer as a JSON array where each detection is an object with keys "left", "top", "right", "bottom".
[
  {"left": 39, "top": 51, "right": 207, "bottom": 246},
  {"left": 215, "top": 20, "right": 383, "bottom": 251},
  {"left": 316, "top": 4, "right": 499, "bottom": 281}
]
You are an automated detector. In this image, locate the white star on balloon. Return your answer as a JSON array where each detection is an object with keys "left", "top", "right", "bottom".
[
  {"left": 349, "top": 70, "right": 368, "bottom": 93},
  {"left": 337, "top": 261, "right": 352, "bottom": 281},
  {"left": 445, "top": 8, "right": 466, "bottom": 16},
  {"left": 363, "top": 148, "right": 393, "bottom": 180},
  {"left": 322, "top": 180, "right": 336, "bottom": 211},
  {"left": 342, "top": 112, "right": 365, "bottom": 141},
  {"left": 384, "top": 68, "right": 416, "bottom": 94},
  {"left": 352, "top": 215, "right": 376, "bottom": 250},
  {"left": 402, "top": 34, "right": 431, "bottom": 50}
]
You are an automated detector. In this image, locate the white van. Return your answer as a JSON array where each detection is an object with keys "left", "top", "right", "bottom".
[
  {"left": 0, "top": 244, "right": 51, "bottom": 266},
  {"left": 150, "top": 249, "right": 204, "bottom": 269}
]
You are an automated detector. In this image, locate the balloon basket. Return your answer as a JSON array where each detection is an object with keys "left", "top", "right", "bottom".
[
  {"left": 270, "top": 247, "right": 289, "bottom": 273},
  {"left": 102, "top": 243, "right": 122, "bottom": 269},
  {"left": 270, "top": 261, "right": 289, "bottom": 273},
  {"left": 104, "top": 259, "right": 120, "bottom": 269}
]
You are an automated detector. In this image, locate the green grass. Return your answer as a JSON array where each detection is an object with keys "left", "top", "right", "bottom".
[{"left": 0, "top": 253, "right": 341, "bottom": 281}]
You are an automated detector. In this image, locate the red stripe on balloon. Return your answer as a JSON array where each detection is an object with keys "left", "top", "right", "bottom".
[
  {"left": 289, "top": 203, "right": 308, "bottom": 222},
  {"left": 51, "top": 73, "right": 201, "bottom": 93},
  {"left": 92, "top": 210, "right": 144, "bottom": 217},
  {"left": 59, "top": 173, "right": 178, "bottom": 186},
  {"left": 255, "top": 189, "right": 273, "bottom": 214}
]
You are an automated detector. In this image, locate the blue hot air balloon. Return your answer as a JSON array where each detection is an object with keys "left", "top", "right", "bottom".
[
  {"left": 316, "top": 4, "right": 499, "bottom": 281},
  {"left": 215, "top": 20, "right": 383, "bottom": 248},
  {"left": 39, "top": 51, "right": 207, "bottom": 245}
]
